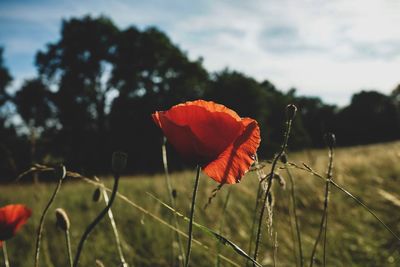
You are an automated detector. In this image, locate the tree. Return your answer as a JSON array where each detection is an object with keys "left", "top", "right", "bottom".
[
  {"left": 109, "top": 26, "right": 209, "bottom": 172},
  {"left": 36, "top": 15, "right": 119, "bottom": 171},
  {"left": 335, "top": 91, "right": 400, "bottom": 145}
]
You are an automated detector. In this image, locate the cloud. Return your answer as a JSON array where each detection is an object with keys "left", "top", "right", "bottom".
[{"left": 0, "top": 0, "right": 399, "bottom": 106}]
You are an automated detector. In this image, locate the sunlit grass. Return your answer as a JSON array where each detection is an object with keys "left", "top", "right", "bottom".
[{"left": 1, "top": 141, "right": 400, "bottom": 266}]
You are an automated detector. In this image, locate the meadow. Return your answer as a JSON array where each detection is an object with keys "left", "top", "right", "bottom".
[{"left": 1, "top": 141, "right": 399, "bottom": 266}]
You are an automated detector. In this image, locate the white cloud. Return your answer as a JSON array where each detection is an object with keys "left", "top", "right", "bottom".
[{"left": 1, "top": 0, "right": 400, "bottom": 105}]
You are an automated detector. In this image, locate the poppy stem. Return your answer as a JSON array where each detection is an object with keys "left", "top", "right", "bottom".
[
  {"left": 252, "top": 106, "right": 294, "bottom": 265},
  {"left": 34, "top": 165, "right": 65, "bottom": 267},
  {"left": 2, "top": 241, "right": 10, "bottom": 267},
  {"left": 216, "top": 187, "right": 232, "bottom": 267},
  {"left": 73, "top": 173, "right": 120, "bottom": 267},
  {"left": 285, "top": 165, "right": 304, "bottom": 267},
  {"left": 100, "top": 185, "right": 128, "bottom": 267},
  {"left": 185, "top": 165, "right": 201, "bottom": 267},
  {"left": 310, "top": 136, "right": 334, "bottom": 267},
  {"left": 65, "top": 229, "right": 73, "bottom": 267},
  {"left": 162, "top": 138, "right": 186, "bottom": 266}
]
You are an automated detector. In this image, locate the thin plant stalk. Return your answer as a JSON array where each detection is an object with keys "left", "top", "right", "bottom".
[
  {"left": 253, "top": 109, "right": 294, "bottom": 265},
  {"left": 323, "top": 141, "right": 334, "bottom": 266},
  {"left": 310, "top": 139, "right": 334, "bottom": 267},
  {"left": 2, "top": 241, "right": 9, "bottom": 267},
  {"left": 216, "top": 187, "right": 232, "bottom": 267},
  {"left": 246, "top": 154, "right": 264, "bottom": 267},
  {"left": 73, "top": 173, "right": 120, "bottom": 267},
  {"left": 65, "top": 229, "right": 73, "bottom": 267},
  {"left": 185, "top": 165, "right": 201, "bottom": 267},
  {"left": 101, "top": 187, "right": 128, "bottom": 267},
  {"left": 289, "top": 162, "right": 400, "bottom": 243},
  {"left": 162, "top": 138, "right": 185, "bottom": 266},
  {"left": 285, "top": 165, "right": 304, "bottom": 267},
  {"left": 34, "top": 169, "right": 65, "bottom": 267},
  {"left": 273, "top": 232, "right": 278, "bottom": 267}
]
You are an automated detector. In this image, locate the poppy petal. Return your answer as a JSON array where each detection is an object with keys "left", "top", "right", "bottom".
[
  {"left": 153, "top": 111, "right": 203, "bottom": 162},
  {"left": 0, "top": 204, "right": 32, "bottom": 241},
  {"left": 203, "top": 118, "right": 261, "bottom": 184}
]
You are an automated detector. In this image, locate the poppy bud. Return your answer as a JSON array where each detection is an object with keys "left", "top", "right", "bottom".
[
  {"left": 54, "top": 164, "right": 66, "bottom": 180},
  {"left": 324, "top": 132, "right": 336, "bottom": 150},
  {"left": 286, "top": 104, "right": 297, "bottom": 121},
  {"left": 112, "top": 151, "right": 128, "bottom": 173},
  {"left": 55, "top": 208, "right": 70, "bottom": 231},
  {"left": 280, "top": 154, "right": 287, "bottom": 164},
  {"left": 92, "top": 188, "right": 102, "bottom": 202}
]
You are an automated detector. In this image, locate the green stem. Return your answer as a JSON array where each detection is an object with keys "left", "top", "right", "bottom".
[
  {"left": 253, "top": 118, "right": 293, "bottom": 265},
  {"left": 2, "top": 241, "right": 9, "bottom": 267},
  {"left": 34, "top": 177, "right": 63, "bottom": 267},
  {"left": 286, "top": 166, "right": 304, "bottom": 267},
  {"left": 65, "top": 230, "right": 73, "bottom": 267},
  {"left": 73, "top": 173, "right": 120, "bottom": 267},
  {"left": 101, "top": 187, "right": 128, "bottom": 266},
  {"left": 162, "top": 139, "right": 185, "bottom": 266},
  {"left": 216, "top": 187, "right": 232, "bottom": 267},
  {"left": 184, "top": 165, "right": 201, "bottom": 267}
]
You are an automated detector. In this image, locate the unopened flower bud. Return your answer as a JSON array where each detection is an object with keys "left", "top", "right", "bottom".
[
  {"left": 286, "top": 104, "right": 297, "bottom": 121},
  {"left": 54, "top": 164, "right": 66, "bottom": 180},
  {"left": 55, "top": 208, "right": 70, "bottom": 231},
  {"left": 112, "top": 151, "right": 128, "bottom": 173},
  {"left": 324, "top": 132, "right": 336, "bottom": 150},
  {"left": 92, "top": 188, "right": 102, "bottom": 202}
]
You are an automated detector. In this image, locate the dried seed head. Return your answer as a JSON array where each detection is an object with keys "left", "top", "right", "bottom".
[
  {"left": 92, "top": 188, "right": 102, "bottom": 202},
  {"left": 324, "top": 132, "right": 336, "bottom": 150},
  {"left": 54, "top": 164, "right": 66, "bottom": 180},
  {"left": 55, "top": 208, "right": 70, "bottom": 231},
  {"left": 280, "top": 154, "right": 288, "bottom": 164},
  {"left": 286, "top": 104, "right": 297, "bottom": 121},
  {"left": 112, "top": 151, "right": 128, "bottom": 173}
]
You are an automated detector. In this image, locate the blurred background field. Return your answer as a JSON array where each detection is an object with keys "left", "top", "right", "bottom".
[{"left": 1, "top": 141, "right": 399, "bottom": 267}]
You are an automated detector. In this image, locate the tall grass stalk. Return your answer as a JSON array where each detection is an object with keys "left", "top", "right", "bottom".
[
  {"left": 100, "top": 184, "right": 128, "bottom": 267},
  {"left": 73, "top": 151, "right": 127, "bottom": 267},
  {"left": 289, "top": 161, "right": 400, "bottom": 243},
  {"left": 215, "top": 187, "right": 232, "bottom": 267},
  {"left": 162, "top": 138, "right": 185, "bottom": 266},
  {"left": 185, "top": 165, "right": 201, "bottom": 267},
  {"left": 284, "top": 161, "right": 303, "bottom": 267},
  {"left": 73, "top": 173, "right": 120, "bottom": 267},
  {"left": 34, "top": 165, "right": 66, "bottom": 267},
  {"left": 246, "top": 155, "right": 264, "bottom": 266},
  {"left": 253, "top": 104, "right": 296, "bottom": 265},
  {"left": 2, "top": 241, "right": 9, "bottom": 267},
  {"left": 309, "top": 134, "right": 335, "bottom": 267}
]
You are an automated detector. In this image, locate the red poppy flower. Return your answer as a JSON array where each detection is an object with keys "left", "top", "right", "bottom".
[
  {"left": 0, "top": 204, "right": 32, "bottom": 247},
  {"left": 152, "top": 100, "right": 261, "bottom": 184}
]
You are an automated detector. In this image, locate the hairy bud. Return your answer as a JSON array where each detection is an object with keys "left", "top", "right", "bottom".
[
  {"left": 92, "top": 188, "right": 102, "bottom": 202},
  {"left": 55, "top": 208, "right": 70, "bottom": 231},
  {"left": 324, "top": 132, "right": 336, "bottom": 150},
  {"left": 286, "top": 104, "right": 297, "bottom": 121},
  {"left": 54, "top": 164, "right": 66, "bottom": 180}
]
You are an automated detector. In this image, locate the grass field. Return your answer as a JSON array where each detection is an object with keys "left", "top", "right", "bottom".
[{"left": 1, "top": 141, "right": 400, "bottom": 266}]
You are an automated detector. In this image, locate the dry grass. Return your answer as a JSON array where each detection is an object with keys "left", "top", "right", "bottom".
[{"left": 1, "top": 141, "right": 399, "bottom": 266}]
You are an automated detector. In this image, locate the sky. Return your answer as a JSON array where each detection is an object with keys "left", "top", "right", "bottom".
[{"left": 1, "top": 0, "right": 400, "bottom": 106}]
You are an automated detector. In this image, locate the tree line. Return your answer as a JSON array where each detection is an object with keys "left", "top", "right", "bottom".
[{"left": 0, "top": 15, "right": 399, "bottom": 181}]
